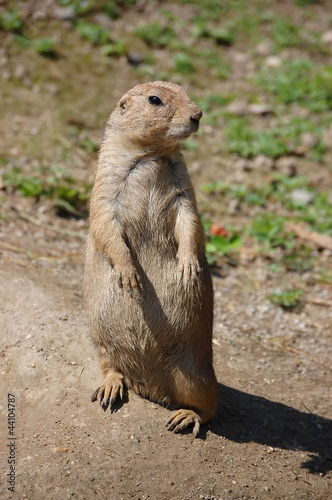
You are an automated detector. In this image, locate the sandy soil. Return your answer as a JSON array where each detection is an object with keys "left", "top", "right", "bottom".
[{"left": 0, "top": 204, "right": 331, "bottom": 499}]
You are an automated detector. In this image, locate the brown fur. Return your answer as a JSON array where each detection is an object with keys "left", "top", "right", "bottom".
[{"left": 84, "top": 81, "right": 219, "bottom": 436}]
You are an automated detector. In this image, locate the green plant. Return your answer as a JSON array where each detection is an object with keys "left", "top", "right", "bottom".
[
  {"left": 75, "top": 20, "right": 110, "bottom": 45},
  {"left": 282, "top": 246, "right": 315, "bottom": 272},
  {"left": 270, "top": 19, "right": 302, "bottom": 51},
  {"left": 57, "top": 0, "right": 95, "bottom": 16},
  {"left": 135, "top": 23, "right": 175, "bottom": 48},
  {"left": 202, "top": 218, "right": 242, "bottom": 264},
  {"left": 268, "top": 289, "right": 303, "bottom": 310},
  {"left": 173, "top": 53, "right": 195, "bottom": 74},
  {"left": 224, "top": 116, "right": 325, "bottom": 159},
  {"left": 31, "top": 38, "right": 57, "bottom": 57},
  {"left": 3, "top": 166, "right": 91, "bottom": 216},
  {"left": 0, "top": 9, "right": 24, "bottom": 33},
  {"left": 250, "top": 213, "right": 294, "bottom": 248},
  {"left": 101, "top": 39, "right": 127, "bottom": 57},
  {"left": 192, "top": 20, "right": 235, "bottom": 46},
  {"left": 255, "top": 59, "right": 332, "bottom": 112}
]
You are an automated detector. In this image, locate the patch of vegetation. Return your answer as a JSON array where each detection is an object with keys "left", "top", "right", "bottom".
[
  {"left": 3, "top": 166, "right": 91, "bottom": 217},
  {"left": 224, "top": 116, "right": 325, "bottom": 159},
  {"left": 250, "top": 213, "right": 294, "bottom": 249},
  {"left": 0, "top": 8, "right": 24, "bottom": 33},
  {"left": 135, "top": 22, "right": 175, "bottom": 48},
  {"left": 270, "top": 18, "right": 302, "bottom": 51},
  {"left": 192, "top": 48, "right": 231, "bottom": 79},
  {"left": 173, "top": 53, "right": 195, "bottom": 74},
  {"left": 295, "top": 0, "right": 320, "bottom": 4},
  {"left": 268, "top": 288, "right": 303, "bottom": 310},
  {"left": 192, "top": 19, "right": 235, "bottom": 46},
  {"left": 202, "top": 218, "right": 242, "bottom": 265},
  {"left": 282, "top": 246, "right": 315, "bottom": 272},
  {"left": 31, "top": 38, "right": 57, "bottom": 57},
  {"left": 202, "top": 173, "right": 332, "bottom": 237},
  {"left": 256, "top": 59, "right": 332, "bottom": 112},
  {"left": 101, "top": 39, "right": 127, "bottom": 57},
  {"left": 75, "top": 20, "right": 110, "bottom": 45},
  {"left": 57, "top": 0, "right": 96, "bottom": 16}
]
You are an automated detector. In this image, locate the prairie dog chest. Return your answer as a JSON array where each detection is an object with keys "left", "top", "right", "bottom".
[{"left": 119, "top": 157, "right": 188, "bottom": 232}]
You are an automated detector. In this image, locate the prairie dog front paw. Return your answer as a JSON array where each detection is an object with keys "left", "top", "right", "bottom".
[
  {"left": 177, "top": 255, "right": 202, "bottom": 285},
  {"left": 115, "top": 263, "right": 142, "bottom": 298}
]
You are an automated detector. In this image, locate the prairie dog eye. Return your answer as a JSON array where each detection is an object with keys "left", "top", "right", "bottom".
[{"left": 148, "top": 95, "right": 163, "bottom": 106}]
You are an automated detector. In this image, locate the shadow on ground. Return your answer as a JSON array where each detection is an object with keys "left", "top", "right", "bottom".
[{"left": 208, "top": 384, "right": 332, "bottom": 475}]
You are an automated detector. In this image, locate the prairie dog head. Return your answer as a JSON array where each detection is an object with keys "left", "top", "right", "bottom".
[{"left": 108, "top": 81, "right": 203, "bottom": 149}]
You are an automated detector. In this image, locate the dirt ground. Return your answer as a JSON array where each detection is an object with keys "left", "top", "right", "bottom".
[
  {"left": 1, "top": 197, "right": 331, "bottom": 500},
  {"left": 1, "top": 1, "right": 332, "bottom": 499}
]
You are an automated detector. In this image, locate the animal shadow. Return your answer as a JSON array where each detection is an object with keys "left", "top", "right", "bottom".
[{"left": 208, "top": 383, "right": 332, "bottom": 475}]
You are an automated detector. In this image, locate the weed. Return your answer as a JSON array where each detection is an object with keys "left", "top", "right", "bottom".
[
  {"left": 3, "top": 166, "right": 91, "bottom": 217},
  {"left": 192, "top": 19, "right": 235, "bottom": 46},
  {"left": 256, "top": 59, "right": 332, "bottom": 112},
  {"left": 282, "top": 246, "right": 315, "bottom": 272},
  {"left": 31, "top": 38, "right": 57, "bottom": 57},
  {"left": 57, "top": 0, "right": 95, "bottom": 16},
  {"left": 250, "top": 213, "right": 294, "bottom": 248},
  {"left": 173, "top": 53, "right": 195, "bottom": 74},
  {"left": 101, "top": 39, "right": 127, "bottom": 57},
  {"left": 268, "top": 289, "right": 303, "bottom": 310},
  {"left": 270, "top": 19, "right": 302, "bottom": 51},
  {"left": 0, "top": 9, "right": 24, "bottom": 33},
  {"left": 75, "top": 20, "right": 110, "bottom": 45},
  {"left": 135, "top": 23, "right": 175, "bottom": 48},
  {"left": 202, "top": 217, "right": 242, "bottom": 264},
  {"left": 224, "top": 116, "right": 326, "bottom": 159}
]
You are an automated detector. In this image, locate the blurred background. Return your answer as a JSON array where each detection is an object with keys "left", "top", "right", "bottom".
[{"left": 1, "top": 0, "right": 332, "bottom": 305}]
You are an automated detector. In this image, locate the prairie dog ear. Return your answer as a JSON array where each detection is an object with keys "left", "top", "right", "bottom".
[{"left": 119, "top": 94, "right": 132, "bottom": 115}]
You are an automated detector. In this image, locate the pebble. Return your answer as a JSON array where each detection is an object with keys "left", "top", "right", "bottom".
[
  {"left": 252, "top": 154, "right": 274, "bottom": 170},
  {"left": 290, "top": 188, "right": 314, "bottom": 205}
]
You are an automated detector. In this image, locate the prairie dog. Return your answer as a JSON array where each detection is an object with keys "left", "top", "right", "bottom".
[{"left": 84, "top": 81, "right": 218, "bottom": 436}]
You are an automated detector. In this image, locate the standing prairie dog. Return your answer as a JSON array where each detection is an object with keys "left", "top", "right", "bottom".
[{"left": 84, "top": 81, "right": 219, "bottom": 436}]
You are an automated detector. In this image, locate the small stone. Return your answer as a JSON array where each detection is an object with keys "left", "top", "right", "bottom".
[
  {"left": 275, "top": 157, "right": 297, "bottom": 176},
  {"left": 31, "top": 362, "right": 36, "bottom": 368},
  {"left": 255, "top": 39, "right": 273, "bottom": 55},
  {"left": 294, "top": 132, "right": 317, "bottom": 155},
  {"left": 322, "top": 126, "right": 332, "bottom": 148},
  {"left": 227, "top": 198, "right": 240, "bottom": 215},
  {"left": 127, "top": 52, "right": 144, "bottom": 66},
  {"left": 321, "top": 30, "right": 332, "bottom": 46},
  {"left": 233, "top": 158, "right": 252, "bottom": 171},
  {"left": 248, "top": 103, "right": 273, "bottom": 115},
  {"left": 226, "top": 100, "right": 248, "bottom": 115},
  {"left": 290, "top": 188, "right": 314, "bottom": 205},
  {"left": 265, "top": 55, "right": 282, "bottom": 68},
  {"left": 252, "top": 154, "right": 274, "bottom": 170},
  {"left": 54, "top": 7, "right": 76, "bottom": 21}
]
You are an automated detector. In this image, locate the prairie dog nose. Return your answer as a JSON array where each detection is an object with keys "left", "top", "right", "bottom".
[{"left": 191, "top": 108, "right": 203, "bottom": 123}]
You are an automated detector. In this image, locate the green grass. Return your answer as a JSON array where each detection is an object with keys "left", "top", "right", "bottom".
[
  {"left": 268, "top": 289, "right": 303, "bottom": 310},
  {"left": 75, "top": 20, "right": 111, "bottom": 45},
  {"left": 223, "top": 116, "right": 326, "bottom": 159},
  {"left": 255, "top": 59, "right": 332, "bottom": 112},
  {"left": 270, "top": 18, "right": 302, "bottom": 51},
  {"left": 135, "top": 22, "right": 175, "bottom": 48},
  {"left": 202, "top": 173, "right": 332, "bottom": 237},
  {"left": 3, "top": 166, "right": 92, "bottom": 217},
  {"left": 173, "top": 53, "right": 195, "bottom": 74},
  {"left": 0, "top": 9, "right": 24, "bottom": 33},
  {"left": 101, "top": 39, "right": 127, "bottom": 57},
  {"left": 192, "top": 19, "right": 235, "bottom": 46},
  {"left": 202, "top": 217, "right": 243, "bottom": 265}
]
